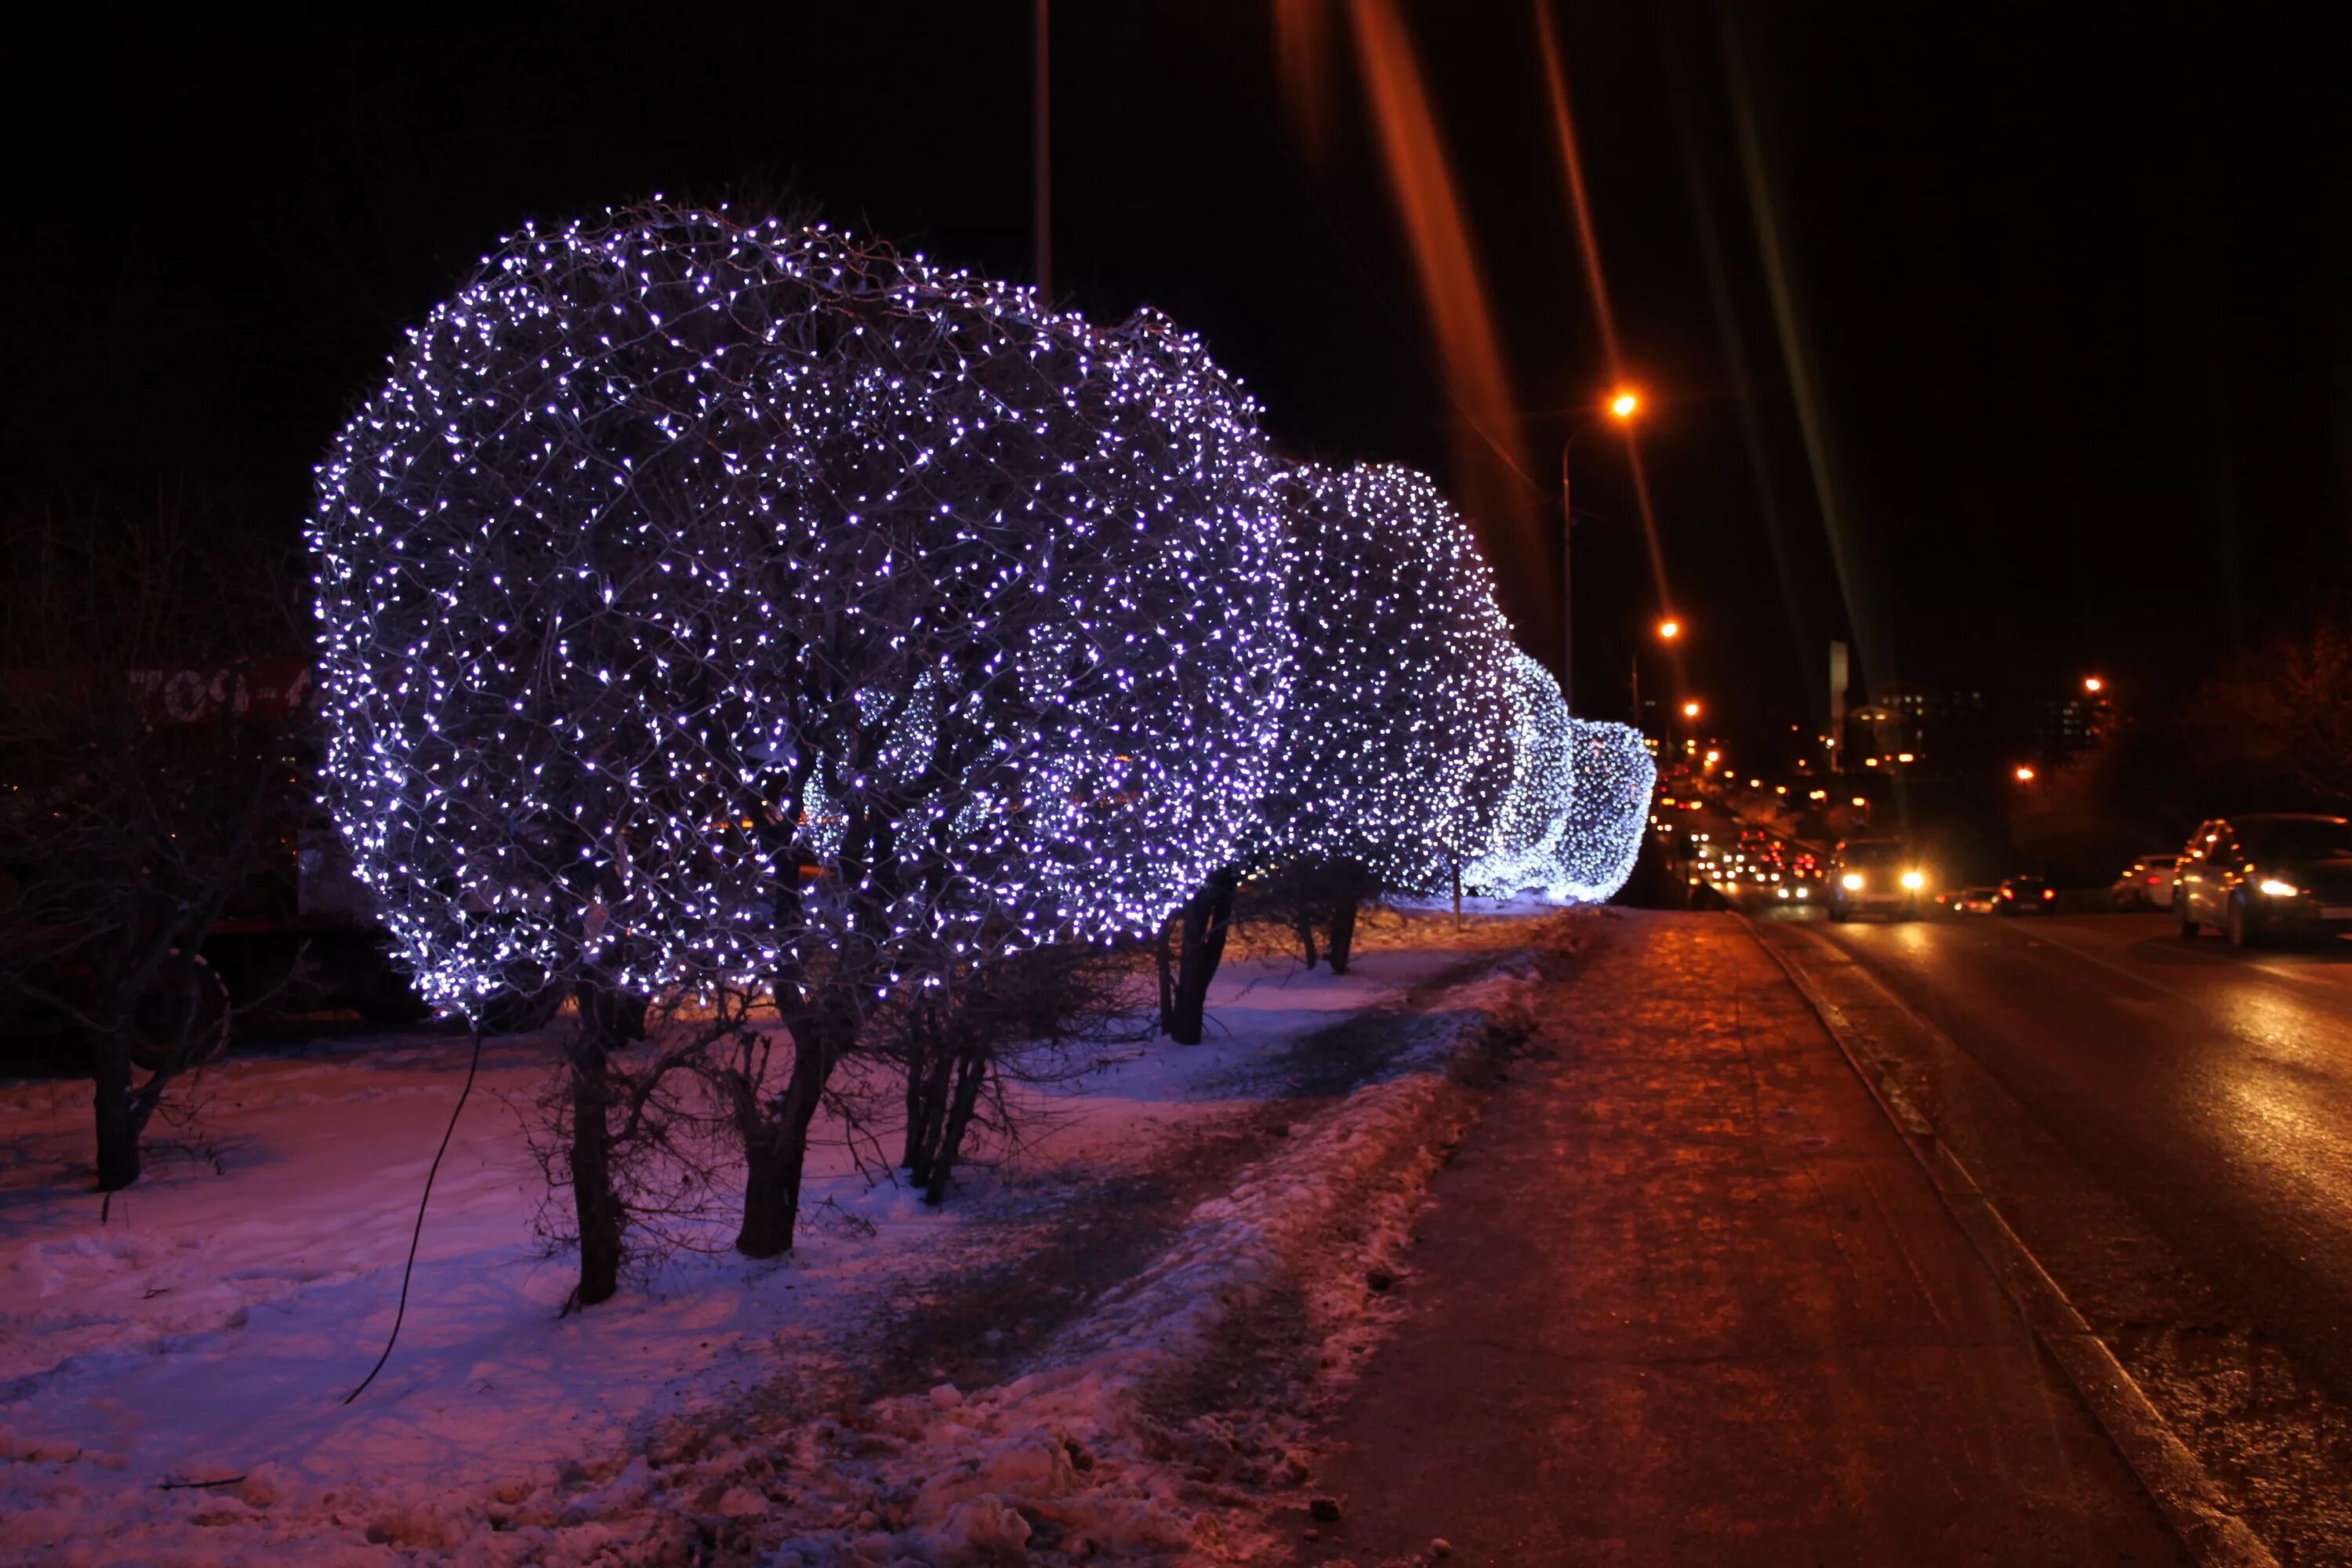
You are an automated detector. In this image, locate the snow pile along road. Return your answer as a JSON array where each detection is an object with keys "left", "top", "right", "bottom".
[
  {"left": 748, "top": 961, "right": 1536, "bottom": 1568},
  {"left": 0, "top": 918, "right": 1548, "bottom": 1566}
]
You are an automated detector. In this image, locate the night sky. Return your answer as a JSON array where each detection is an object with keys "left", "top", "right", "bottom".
[{"left": 6, "top": 3, "right": 2345, "bottom": 762}]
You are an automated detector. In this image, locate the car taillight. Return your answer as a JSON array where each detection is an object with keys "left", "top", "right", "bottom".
[
  {"left": 2147, "top": 875, "right": 2161, "bottom": 884},
  {"left": 2043, "top": 889, "right": 2056, "bottom": 900}
]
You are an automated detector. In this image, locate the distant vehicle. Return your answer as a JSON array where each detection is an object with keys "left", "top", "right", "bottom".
[
  {"left": 1995, "top": 876, "right": 2056, "bottom": 914},
  {"left": 1828, "top": 838, "right": 1928, "bottom": 922},
  {"left": 2111, "top": 855, "right": 2180, "bottom": 910},
  {"left": 1955, "top": 887, "right": 2001, "bottom": 914},
  {"left": 2174, "top": 813, "right": 2352, "bottom": 948}
]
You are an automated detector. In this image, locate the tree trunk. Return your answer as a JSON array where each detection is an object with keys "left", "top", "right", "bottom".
[
  {"left": 735, "top": 1012, "right": 845, "bottom": 1259},
  {"left": 1327, "top": 871, "right": 1364, "bottom": 975},
  {"left": 902, "top": 1031, "right": 956, "bottom": 1189},
  {"left": 737, "top": 1125, "right": 804, "bottom": 1260},
  {"left": 1156, "top": 916, "right": 1178, "bottom": 1036},
  {"left": 901, "top": 1013, "right": 928, "bottom": 1171},
  {"left": 566, "top": 1031, "right": 622, "bottom": 1307},
  {"left": 1292, "top": 904, "right": 1319, "bottom": 970},
  {"left": 1167, "top": 867, "right": 1237, "bottom": 1045},
  {"left": 901, "top": 1044, "right": 929, "bottom": 1172},
  {"left": 924, "top": 1049, "right": 989, "bottom": 1207},
  {"left": 92, "top": 1031, "right": 142, "bottom": 1192}
]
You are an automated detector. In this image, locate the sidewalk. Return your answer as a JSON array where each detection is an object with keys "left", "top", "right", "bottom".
[{"left": 1290, "top": 910, "right": 2186, "bottom": 1567}]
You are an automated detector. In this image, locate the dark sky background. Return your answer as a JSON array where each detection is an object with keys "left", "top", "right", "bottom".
[{"left": 5, "top": 3, "right": 2345, "bottom": 766}]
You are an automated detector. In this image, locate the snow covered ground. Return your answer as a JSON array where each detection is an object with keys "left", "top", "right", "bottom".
[{"left": 0, "top": 909, "right": 1557, "bottom": 1566}]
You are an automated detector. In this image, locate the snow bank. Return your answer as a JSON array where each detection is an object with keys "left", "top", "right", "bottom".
[{"left": 0, "top": 914, "right": 1547, "bottom": 1565}]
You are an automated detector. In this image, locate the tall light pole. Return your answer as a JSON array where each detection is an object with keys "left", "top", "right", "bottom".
[
  {"left": 1632, "top": 615, "right": 1681, "bottom": 735},
  {"left": 1033, "top": 0, "right": 1051, "bottom": 296},
  {"left": 1561, "top": 387, "right": 1642, "bottom": 712}
]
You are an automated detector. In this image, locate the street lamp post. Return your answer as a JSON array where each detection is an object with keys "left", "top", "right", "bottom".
[
  {"left": 1675, "top": 697, "right": 1700, "bottom": 757},
  {"left": 1559, "top": 443, "right": 1576, "bottom": 711},
  {"left": 1560, "top": 388, "right": 1642, "bottom": 713},
  {"left": 1632, "top": 616, "right": 1680, "bottom": 737}
]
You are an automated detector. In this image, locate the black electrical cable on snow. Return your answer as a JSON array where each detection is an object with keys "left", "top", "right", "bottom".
[{"left": 343, "top": 1025, "right": 484, "bottom": 1405}]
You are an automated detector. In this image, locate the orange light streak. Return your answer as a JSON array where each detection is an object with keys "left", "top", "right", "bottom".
[
  {"left": 1347, "top": 0, "right": 1542, "bottom": 585},
  {"left": 1534, "top": 1, "right": 1676, "bottom": 633}
]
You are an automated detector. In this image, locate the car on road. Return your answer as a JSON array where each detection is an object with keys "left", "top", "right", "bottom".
[
  {"left": 2175, "top": 814, "right": 2352, "bottom": 947},
  {"left": 1956, "top": 887, "right": 2000, "bottom": 914},
  {"left": 1828, "top": 837, "right": 1929, "bottom": 922},
  {"left": 1995, "top": 876, "right": 2056, "bottom": 914},
  {"left": 2110, "top": 855, "right": 2180, "bottom": 909}
]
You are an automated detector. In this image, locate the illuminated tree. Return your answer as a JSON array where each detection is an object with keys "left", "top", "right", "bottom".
[
  {"left": 1459, "top": 652, "right": 1654, "bottom": 906},
  {"left": 1262, "top": 463, "right": 1518, "bottom": 887},
  {"left": 1461, "top": 650, "right": 1580, "bottom": 898},
  {"left": 309, "top": 206, "right": 1291, "bottom": 1270},
  {"left": 1553, "top": 719, "right": 1656, "bottom": 903},
  {"left": 1153, "top": 460, "right": 1522, "bottom": 1013}
]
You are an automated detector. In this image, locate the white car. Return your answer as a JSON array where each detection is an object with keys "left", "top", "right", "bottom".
[{"left": 2111, "top": 855, "right": 2179, "bottom": 909}]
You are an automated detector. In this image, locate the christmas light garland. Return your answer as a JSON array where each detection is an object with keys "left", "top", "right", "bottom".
[
  {"left": 1553, "top": 719, "right": 1656, "bottom": 903},
  {"left": 1462, "top": 650, "right": 1579, "bottom": 896},
  {"left": 308, "top": 205, "right": 1291, "bottom": 1014},
  {"left": 1257, "top": 462, "right": 1517, "bottom": 891}
]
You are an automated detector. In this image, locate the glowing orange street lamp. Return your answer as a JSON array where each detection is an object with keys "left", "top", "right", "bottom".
[
  {"left": 2014, "top": 764, "right": 2038, "bottom": 783},
  {"left": 2084, "top": 674, "right": 2105, "bottom": 695},
  {"left": 1682, "top": 699, "right": 1701, "bottom": 720},
  {"left": 1563, "top": 387, "right": 1646, "bottom": 710},
  {"left": 1657, "top": 617, "right": 1680, "bottom": 641}
]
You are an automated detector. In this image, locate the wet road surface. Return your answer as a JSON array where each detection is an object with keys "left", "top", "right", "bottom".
[
  {"left": 1749, "top": 900, "right": 2352, "bottom": 1563},
  {"left": 1794, "top": 908, "right": 2352, "bottom": 1400}
]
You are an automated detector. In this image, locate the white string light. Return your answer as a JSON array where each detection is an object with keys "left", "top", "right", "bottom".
[
  {"left": 1552, "top": 718, "right": 1656, "bottom": 903},
  {"left": 1256, "top": 462, "right": 1517, "bottom": 891},
  {"left": 307, "top": 205, "right": 1292, "bottom": 1014},
  {"left": 1462, "top": 650, "right": 1579, "bottom": 895},
  {"left": 1460, "top": 659, "right": 1656, "bottom": 905}
]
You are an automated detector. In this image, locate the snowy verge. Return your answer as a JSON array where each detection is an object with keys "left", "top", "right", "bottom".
[
  {"left": 0, "top": 924, "right": 1549, "bottom": 1567},
  {"left": 741, "top": 953, "right": 1542, "bottom": 1568}
]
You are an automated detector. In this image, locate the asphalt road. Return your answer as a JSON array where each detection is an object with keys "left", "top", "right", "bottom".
[
  {"left": 1658, "top": 806, "right": 2352, "bottom": 1557},
  {"left": 1775, "top": 901, "right": 2352, "bottom": 1395}
]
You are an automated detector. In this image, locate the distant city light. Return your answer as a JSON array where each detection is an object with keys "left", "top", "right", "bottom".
[{"left": 2014, "top": 764, "right": 2038, "bottom": 782}]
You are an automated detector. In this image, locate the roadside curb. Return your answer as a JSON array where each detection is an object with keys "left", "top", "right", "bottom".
[{"left": 1736, "top": 913, "right": 2280, "bottom": 1568}]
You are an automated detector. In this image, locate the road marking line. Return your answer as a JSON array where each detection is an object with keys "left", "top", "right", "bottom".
[{"left": 1738, "top": 913, "right": 2281, "bottom": 1568}]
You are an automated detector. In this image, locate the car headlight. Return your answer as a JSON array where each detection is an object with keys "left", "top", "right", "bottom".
[
  {"left": 1900, "top": 870, "right": 1926, "bottom": 891},
  {"left": 2259, "top": 877, "right": 2300, "bottom": 898},
  {"left": 1841, "top": 872, "right": 1865, "bottom": 891},
  {"left": 1795, "top": 885, "right": 1809, "bottom": 898}
]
